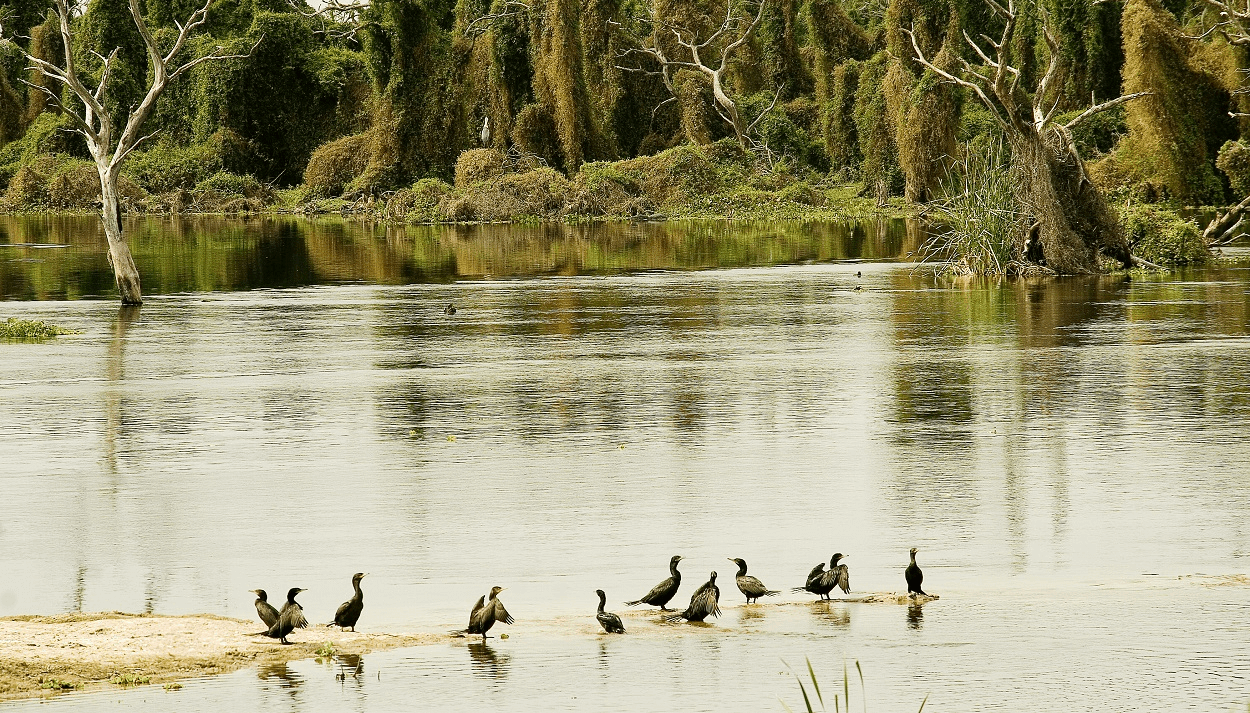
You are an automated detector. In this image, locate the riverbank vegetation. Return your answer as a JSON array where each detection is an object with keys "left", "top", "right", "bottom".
[{"left": 1, "top": 0, "right": 1248, "bottom": 290}]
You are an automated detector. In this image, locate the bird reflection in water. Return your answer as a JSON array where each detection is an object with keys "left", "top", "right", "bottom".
[
  {"left": 258, "top": 662, "right": 304, "bottom": 704},
  {"left": 468, "top": 641, "right": 511, "bottom": 680},
  {"left": 907, "top": 603, "right": 924, "bottom": 630},
  {"left": 738, "top": 605, "right": 768, "bottom": 625},
  {"left": 333, "top": 653, "right": 364, "bottom": 684},
  {"left": 812, "top": 601, "right": 851, "bottom": 628}
]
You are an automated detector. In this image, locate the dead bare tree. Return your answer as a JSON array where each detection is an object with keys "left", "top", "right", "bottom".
[
  {"left": 614, "top": 0, "right": 772, "bottom": 149},
  {"left": 0, "top": 0, "right": 256, "bottom": 304},
  {"left": 904, "top": 0, "right": 1150, "bottom": 273}
]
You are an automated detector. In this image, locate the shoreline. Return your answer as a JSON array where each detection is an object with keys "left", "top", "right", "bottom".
[
  {"left": 0, "top": 596, "right": 938, "bottom": 702},
  {"left": 0, "top": 612, "right": 447, "bottom": 702}
]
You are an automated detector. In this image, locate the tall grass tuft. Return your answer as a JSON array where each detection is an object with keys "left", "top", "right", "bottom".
[
  {"left": 781, "top": 658, "right": 928, "bottom": 713},
  {"left": 923, "top": 138, "right": 1027, "bottom": 275}
]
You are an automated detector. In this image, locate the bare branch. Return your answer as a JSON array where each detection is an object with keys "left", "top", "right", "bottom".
[
  {"left": 905, "top": 26, "right": 1009, "bottom": 130},
  {"left": 1062, "top": 92, "right": 1151, "bottom": 130},
  {"left": 745, "top": 83, "right": 784, "bottom": 135},
  {"left": 463, "top": 0, "right": 530, "bottom": 37}
]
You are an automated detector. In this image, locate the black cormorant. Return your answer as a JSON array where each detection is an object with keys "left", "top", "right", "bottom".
[
  {"left": 444, "top": 304, "right": 457, "bottom": 315},
  {"left": 468, "top": 586, "right": 514, "bottom": 640},
  {"left": 665, "top": 571, "right": 721, "bottom": 623},
  {"left": 729, "top": 558, "right": 779, "bottom": 603},
  {"left": 595, "top": 589, "right": 626, "bottom": 633},
  {"left": 792, "top": 561, "right": 829, "bottom": 596},
  {"left": 905, "top": 547, "right": 926, "bottom": 596},
  {"left": 625, "top": 555, "right": 683, "bottom": 611},
  {"left": 332, "top": 573, "right": 367, "bottom": 631},
  {"left": 266, "top": 588, "right": 309, "bottom": 644},
  {"left": 252, "top": 589, "right": 279, "bottom": 630},
  {"left": 816, "top": 553, "right": 850, "bottom": 598}
]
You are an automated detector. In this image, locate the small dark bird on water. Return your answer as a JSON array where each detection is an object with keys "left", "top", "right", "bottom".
[
  {"left": 266, "top": 588, "right": 309, "bottom": 644},
  {"left": 626, "top": 555, "right": 683, "bottom": 611},
  {"left": 729, "top": 558, "right": 779, "bottom": 603},
  {"left": 666, "top": 571, "right": 721, "bottom": 623},
  {"left": 332, "top": 573, "right": 367, "bottom": 631},
  {"left": 251, "top": 589, "right": 279, "bottom": 630},
  {"left": 467, "top": 586, "right": 514, "bottom": 641},
  {"left": 444, "top": 303, "right": 457, "bottom": 315},
  {"left": 595, "top": 590, "right": 626, "bottom": 634},
  {"left": 906, "top": 547, "right": 926, "bottom": 596}
]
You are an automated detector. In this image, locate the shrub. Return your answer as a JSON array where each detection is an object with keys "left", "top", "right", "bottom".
[
  {"left": 1120, "top": 203, "right": 1210, "bottom": 265},
  {"left": 1216, "top": 139, "right": 1250, "bottom": 198},
  {"left": 194, "top": 171, "right": 269, "bottom": 198},
  {"left": 459, "top": 167, "right": 570, "bottom": 221},
  {"left": 387, "top": 178, "right": 453, "bottom": 222},
  {"left": 454, "top": 148, "right": 507, "bottom": 188},
  {"left": 567, "top": 160, "right": 651, "bottom": 217},
  {"left": 123, "top": 142, "right": 224, "bottom": 194},
  {"left": 303, "top": 132, "right": 371, "bottom": 198},
  {"left": 3, "top": 154, "right": 145, "bottom": 210}
]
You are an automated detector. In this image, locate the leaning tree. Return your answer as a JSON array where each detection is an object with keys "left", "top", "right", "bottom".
[
  {"left": 0, "top": 0, "right": 255, "bottom": 304},
  {"left": 904, "top": 0, "right": 1149, "bottom": 273}
]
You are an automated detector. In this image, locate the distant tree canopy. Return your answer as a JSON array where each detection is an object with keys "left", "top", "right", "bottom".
[{"left": 1, "top": 0, "right": 1249, "bottom": 204}]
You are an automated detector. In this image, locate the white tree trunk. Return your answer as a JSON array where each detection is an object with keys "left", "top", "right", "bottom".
[{"left": 98, "top": 165, "right": 142, "bottom": 304}]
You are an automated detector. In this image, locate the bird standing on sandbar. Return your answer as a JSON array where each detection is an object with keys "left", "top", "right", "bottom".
[
  {"left": 332, "top": 572, "right": 367, "bottom": 631},
  {"left": 266, "top": 588, "right": 309, "bottom": 644},
  {"left": 906, "top": 547, "right": 926, "bottom": 596},
  {"left": 817, "top": 553, "right": 850, "bottom": 598},
  {"left": 595, "top": 590, "right": 626, "bottom": 633},
  {"left": 625, "top": 555, "right": 683, "bottom": 611},
  {"left": 467, "top": 586, "right": 514, "bottom": 640},
  {"left": 729, "top": 558, "right": 779, "bottom": 603},
  {"left": 252, "top": 589, "right": 279, "bottom": 630},
  {"left": 793, "top": 560, "right": 830, "bottom": 597},
  {"left": 666, "top": 571, "right": 721, "bottom": 623}
]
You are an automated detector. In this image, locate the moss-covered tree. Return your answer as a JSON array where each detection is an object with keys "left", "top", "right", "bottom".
[{"left": 906, "top": 0, "right": 1145, "bottom": 272}]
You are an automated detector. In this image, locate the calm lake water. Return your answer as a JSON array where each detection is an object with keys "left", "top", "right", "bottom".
[{"left": 2, "top": 215, "right": 1249, "bottom": 711}]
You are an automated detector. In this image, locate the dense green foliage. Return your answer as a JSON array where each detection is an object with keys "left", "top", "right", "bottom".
[{"left": 0, "top": 0, "right": 1248, "bottom": 242}]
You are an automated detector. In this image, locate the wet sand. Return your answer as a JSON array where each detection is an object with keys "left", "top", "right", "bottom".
[{"left": 0, "top": 612, "right": 447, "bottom": 701}]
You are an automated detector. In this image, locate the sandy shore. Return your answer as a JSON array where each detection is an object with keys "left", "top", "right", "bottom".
[{"left": 0, "top": 612, "right": 447, "bottom": 702}]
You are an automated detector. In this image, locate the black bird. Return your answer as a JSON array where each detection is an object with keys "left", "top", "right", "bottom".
[
  {"left": 266, "top": 588, "right": 309, "bottom": 644},
  {"left": 251, "top": 589, "right": 279, "bottom": 630},
  {"left": 332, "top": 572, "right": 367, "bottom": 631},
  {"left": 816, "top": 553, "right": 851, "bottom": 598},
  {"left": 467, "top": 586, "right": 514, "bottom": 640},
  {"left": 729, "top": 558, "right": 779, "bottom": 603},
  {"left": 792, "top": 561, "right": 828, "bottom": 596},
  {"left": 625, "top": 555, "right": 683, "bottom": 611},
  {"left": 906, "top": 547, "right": 927, "bottom": 596},
  {"left": 666, "top": 571, "right": 721, "bottom": 623},
  {"left": 444, "top": 303, "right": 457, "bottom": 315},
  {"left": 595, "top": 590, "right": 626, "bottom": 634}
]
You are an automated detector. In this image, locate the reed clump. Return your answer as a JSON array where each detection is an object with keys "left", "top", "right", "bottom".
[{"left": 924, "top": 139, "right": 1026, "bottom": 275}]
